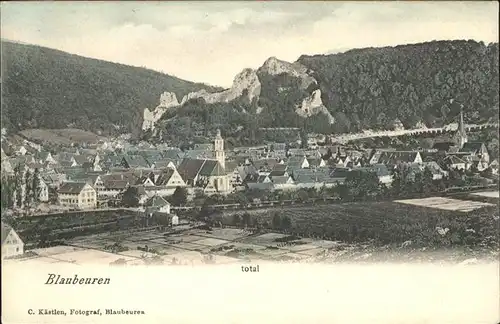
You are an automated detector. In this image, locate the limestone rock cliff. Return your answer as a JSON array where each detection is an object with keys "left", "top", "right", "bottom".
[
  {"left": 180, "top": 68, "right": 261, "bottom": 105},
  {"left": 259, "top": 57, "right": 316, "bottom": 89},
  {"left": 142, "top": 92, "right": 179, "bottom": 131},
  {"left": 143, "top": 57, "right": 337, "bottom": 131},
  {"left": 295, "top": 89, "right": 335, "bottom": 124}
]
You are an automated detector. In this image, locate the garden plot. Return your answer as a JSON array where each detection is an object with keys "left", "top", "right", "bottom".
[
  {"left": 220, "top": 242, "right": 267, "bottom": 252},
  {"left": 255, "top": 247, "right": 289, "bottom": 257},
  {"left": 194, "top": 238, "right": 230, "bottom": 247},
  {"left": 125, "top": 232, "right": 165, "bottom": 242},
  {"left": 168, "top": 241, "right": 208, "bottom": 251},
  {"left": 52, "top": 249, "right": 136, "bottom": 265},
  {"left": 395, "top": 197, "right": 495, "bottom": 212},
  {"left": 16, "top": 256, "right": 74, "bottom": 265},
  {"left": 243, "top": 233, "right": 288, "bottom": 246},
  {"left": 286, "top": 243, "right": 322, "bottom": 252},
  {"left": 31, "top": 246, "right": 85, "bottom": 256},
  {"left": 296, "top": 248, "right": 327, "bottom": 257},
  {"left": 194, "top": 228, "right": 253, "bottom": 241},
  {"left": 163, "top": 234, "right": 207, "bottom": 243},
  {"left": 470, "top": 191, "right": 499, "bottom": 198},
  {"left": 68, "top": 239, "right": 109, "bottom": 249}
]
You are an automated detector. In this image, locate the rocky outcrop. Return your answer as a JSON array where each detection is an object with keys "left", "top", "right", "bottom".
[
  {"left": 259, "top": 57, "right": 316, "bottom": 89},
  {"left": 142, "top": 92, "right": 179, "bottom": 131},
  {"left": 295, "top": 89, "right": 335, "bottom": 124},
  {"left": 180, "top": 68, "right": 261, "bottom": 105},
  {"left": 143, "top": 57, "right": 333, "bottom": 131}
]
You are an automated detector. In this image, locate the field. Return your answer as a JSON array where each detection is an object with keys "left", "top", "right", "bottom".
[
  {"left": 221, "top": 198, "right": 499, "bottom": 249},
  {"left": 18, "top": 128, "right": 104, "bottom": 145},
  {"left": 471, "top": 191, "right": 500, "bottom": 198},
  {"left": 395, "top": 197, "right": 496, "bottom": 212}
]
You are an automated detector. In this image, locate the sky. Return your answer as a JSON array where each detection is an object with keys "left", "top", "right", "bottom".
[{"left": 1, "top": 1, "right": 498, "bottom": 87}]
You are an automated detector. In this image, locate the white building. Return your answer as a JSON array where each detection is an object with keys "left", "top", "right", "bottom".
[
  {"left": 57, "top": 182, "right": 97, "bottom": 209},
  {"left": 1, "top": 222, "right": 24, "bottom": 259}
]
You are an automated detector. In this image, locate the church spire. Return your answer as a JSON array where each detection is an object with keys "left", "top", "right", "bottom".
[
  {"left": 214, "top": 129, "right": 225, "bottom": 169},
  {"left": 458, "top": 102, "right": 467, "bottom": 149}
]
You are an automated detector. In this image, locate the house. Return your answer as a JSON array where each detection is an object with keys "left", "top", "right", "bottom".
[
  {"left": 489, "top": 159, "right": 498, "bottom": 175},
  {"left": 41, "top": 173, "right": 67, "bottom": 189},
  {"left": 432, "top": 141, "right": 455, "bottom": 152},
  {"left": 225, "top": 161, "right": 243, "bottom": 189},
  {"left": 16, "top": 145, "right": 27, "bottom": 156},
  {"left": 101, "top": 178, "right": 131, "bottom": 198},
  {"left": 269, "top": 143, "right": 287, "bottom": 157},
  {"left": 183, "top": 150, "right": 215, "bottom": 160},
  {"left": 307, "top": 158, "right": 327, "bottom": 168},
  {"left": 35, "top": 151, "right": 57, "bottom": 164},
  {"left": 193, "top": 143, "right": 214, "bottom": 151},
  {"left": 371, "top": 150, "right": 423, "bottom": 166},
  {"left": 443, "top": 155, "right": 467, "bottom": 171},
  {"left": 330, "top": 168, "right": 350, "bottom": 185},
  {"left": 144, "top": 195, "right": 171, "bottom": 215},
  {"left": 153, "top": 159, "right": 177, "bottom": 170},
  {"left": 1, "top": 222, "right": 24, "bottom": 259},
  {"left": 1, "top": 159, "right": 14, "bottom": 176},
  {"left": 57, "top": 182, "right": 97, "bottom": 209},
  {"left": 162, "top": 149, "right": 184, "bottom": 160},
  {"left": 269, "top": 164, "right": 289, "bottom": 178},
  {"left": 244, "top": 174, "right": 274, "bottom": 191},
  {"left": 294, "top": 173, "right": 323, "bottom": 189},
  {"left": 422, "top": 162, "right": 449, "bottom": 180},
  {"left": 252, "top": 158, "right": 284, "bottom": 172},
  {"left": 471, "top": 158, "right": 489, "bottom": 172},
  {"left": 38, "top": 177, "right": 50, "bottom": 202},
  {"left": 460, "top": 142, "right": 490, "bottom": 163},
  {"left": 121, "top": 155, "right": 151, "bottom": 169},
  {"left": 356, "top": 164, "right": 393, "bottom": 184},
  {"left": 272, "top": 175, "right": 295, "bottom": 190},
  {"left": 287, "top": 156, "right": 310, "bottom": 170}
]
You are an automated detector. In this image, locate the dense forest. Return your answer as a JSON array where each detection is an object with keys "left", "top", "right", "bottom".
[
  {"left": 298, "top": 40, "right": 499, "bottom": 131},
  {"left": 1, "top": 40, "right": 220, "bottom": 136},
  {"left": 153, "top": 40, "right": 498, "bottom": 145}
]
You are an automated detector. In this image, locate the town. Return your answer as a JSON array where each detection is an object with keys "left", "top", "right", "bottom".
[{"left": 1, "top": 108, "right": 498, "bottom": 266}]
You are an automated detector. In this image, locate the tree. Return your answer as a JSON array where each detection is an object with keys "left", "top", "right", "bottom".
[
  {"left": 344, "top": 170, "right": 380, "bottom": 201},
  {"left": 280, "top": 216, "right": 292, "bottom": 230},
  {"left": 272, "top": 212, "right": 282, "bottom": 229},
  {"left": 241, "top": 212, "right": 252, "bottom": 227},
  {"left": 170, "top": 186, "right": 188, "bottom": 206},
  {"left": 300, "top": 130, "right": 308, "bottom": 149},
  {"left": 121, "top": 187, "right": 140, "bottom": 207},
  {"left": 32, "top": 168, "right": 41, "bottom": 204}
]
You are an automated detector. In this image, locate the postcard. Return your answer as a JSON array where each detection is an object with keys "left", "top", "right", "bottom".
[{"left": 1, "top": 1, "right": 499, "bottom": 323}]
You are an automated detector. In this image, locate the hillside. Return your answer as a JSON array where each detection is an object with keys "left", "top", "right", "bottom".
[
  {"left": 298, "top": 40, "right": 499, "bottom": 132},
  {"left": 1, "top": 40, "right": 220, "bottom": 136},
  {"left": 149, "top": 40, "right": 498, "bottom": 145}
]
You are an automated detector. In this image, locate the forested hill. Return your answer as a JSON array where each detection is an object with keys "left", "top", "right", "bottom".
[
  {"left": 1, "top": 40, "right": 220, "bottom": 136},
  {"left": 297, "top": 40, "right": 499, "bottom": 132}
]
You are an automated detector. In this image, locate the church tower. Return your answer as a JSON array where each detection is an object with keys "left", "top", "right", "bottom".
[
  {"left": 214, "top": 129, "right": 225, "bottom": 169},
  {"left": 457, "top": 104, "right": 468, "bottom": 149}
]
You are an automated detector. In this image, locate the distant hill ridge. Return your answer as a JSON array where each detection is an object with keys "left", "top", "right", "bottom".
[
  {"left": 148, "top": 39, "right": 498, "bottom": 145},
  {"left": 1, "top": 40, "right": 221, "bottom": 136},
  {"left": 2, "top": 39, "right": 498, "bottom": 142}
]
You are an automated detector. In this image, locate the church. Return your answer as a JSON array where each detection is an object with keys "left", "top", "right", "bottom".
[{"left": 177, "top": 129, "right": 232, "bottom": 195}]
